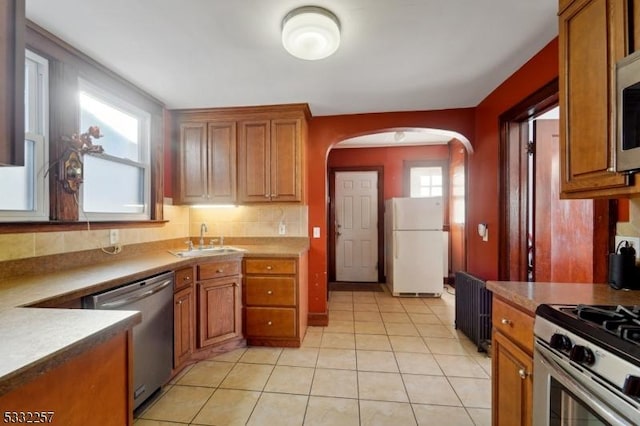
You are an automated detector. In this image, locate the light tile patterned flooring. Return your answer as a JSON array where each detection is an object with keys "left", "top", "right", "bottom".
[{"left": 135, "top": 285, "right": 491, "bottom": 425}]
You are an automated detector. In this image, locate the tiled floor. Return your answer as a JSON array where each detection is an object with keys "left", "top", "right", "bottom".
[{"left": 135, "top": 285, "right": 491, "bottom": 425}]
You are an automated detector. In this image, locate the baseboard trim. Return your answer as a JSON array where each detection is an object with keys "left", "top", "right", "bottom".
[{"left": 308, "top": 312, "right": 329, "bottom": 326}]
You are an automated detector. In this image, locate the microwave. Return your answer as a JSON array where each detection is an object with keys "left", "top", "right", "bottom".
[{"left": 617, "top": 49, "right": 640, "bottom": 172}]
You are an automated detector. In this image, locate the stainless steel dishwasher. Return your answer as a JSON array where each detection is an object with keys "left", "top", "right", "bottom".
[{"left": 83, "top": 271, "right": 174, "bottom": 410}]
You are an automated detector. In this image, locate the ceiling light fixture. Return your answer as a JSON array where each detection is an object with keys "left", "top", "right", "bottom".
[{"left": 282, "top": 6, "right": 341, "bottom": 61}]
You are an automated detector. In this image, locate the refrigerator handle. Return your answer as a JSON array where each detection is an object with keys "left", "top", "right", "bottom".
[
  {"left": 393, "top": 202, "right": 397, "bottom": 230},
  {"left": 394, "top": 234, "right": 398, "bottom": 259}
]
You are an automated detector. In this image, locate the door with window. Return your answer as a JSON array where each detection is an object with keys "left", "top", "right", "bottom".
[{"left": 334, "top": 171, "right": 379, "bottom": 282}]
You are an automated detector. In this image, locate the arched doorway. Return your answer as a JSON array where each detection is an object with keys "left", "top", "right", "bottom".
[{"left": 326, "top": 128, "right": 471, "bottom": 291}]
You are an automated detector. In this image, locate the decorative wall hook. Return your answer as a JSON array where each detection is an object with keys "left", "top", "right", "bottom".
[{"left": 59, "top": 126, "right": 104, "bottom": 194}]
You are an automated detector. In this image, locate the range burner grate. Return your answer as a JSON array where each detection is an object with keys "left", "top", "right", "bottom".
[{"left": 571, "top": 305, "right": 640, "bottom": 344}]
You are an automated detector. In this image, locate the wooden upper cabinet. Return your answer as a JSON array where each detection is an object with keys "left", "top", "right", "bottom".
[
  {"left": 174, "top": 104, "right": 308, "bottom": 204},
  {"left": 0, "top": 0, "right": 25, "bottom": 166},
  {"left": 559, "top": 0, "right": 630, "bottom": 197},
  {"left": 238, "top": 117, "right": 303, "bottom": 203},
  {"left": 175, "top": 120, "right": 236, "bottom": 204},
  {"left": 209, "top": 122, "right": 237, "bottom": 202},
  {"left": 238, "top": 120, "right": 271, "bottom": 202},
  {"left": 271, "top": 119, "right": 302, "bottom": 201}
]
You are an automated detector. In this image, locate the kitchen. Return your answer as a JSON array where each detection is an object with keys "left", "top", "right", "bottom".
[{"left": 1, "top": 0, "right": 640, "bottom": 425}]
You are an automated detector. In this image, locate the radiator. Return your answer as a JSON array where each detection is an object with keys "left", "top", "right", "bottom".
[{"left": 454, "top": 271, "right": 492, "bottom": 352}]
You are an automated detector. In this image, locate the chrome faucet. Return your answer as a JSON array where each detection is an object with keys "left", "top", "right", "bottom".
[{"left": 199, "top": 223, "right": 208, "bottom": 249}]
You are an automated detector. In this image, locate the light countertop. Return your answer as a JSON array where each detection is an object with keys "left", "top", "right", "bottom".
[
  {"left": 486, "top": 280, "right": 640, "bottom": 315},
  {"left": 0, "top": 238, "right": 309, "bottom": 397}
]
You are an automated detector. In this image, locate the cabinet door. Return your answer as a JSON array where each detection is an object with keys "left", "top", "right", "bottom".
[
  {"left": 270, "top": 118, "right": 301, "bottom": 201},
  {"left": 559, "top": 0, "right": 629, "bottom": 196},
  {"left": 177, "top": 122, "right": 208, "bottom": 203},
  {"left": 197, "top": 277, "right": 241, "bottom": 348},
  {"left": 238, "top": 120, "right": 271, "bottom": 202},
  {"left": 0, "top": 0, "right": 25, "bottom": 166},
  {"left": 208, "top": 121, "right": 237, "bottom": 203},
  {"left": 174, "top": 286, "right": 195, "bottom": 369},
  {"left": 492, "top": 331, "right": 533, "bottom": 426}
]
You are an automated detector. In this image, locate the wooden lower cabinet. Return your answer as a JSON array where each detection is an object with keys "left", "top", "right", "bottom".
[
  {"left": 197, "top": 276, "right": 241, "bottom": 347},
  {"left": 0, "top": 331, "right": 134, "bottom": 425},
  {"left": 173, "top": 260, "right": 243, "bottom": 373},
  {"left": 174, "top": 285, "right": 195, "bottom": 369},
  {"left": 196, "top": 258, "right": 243, "bottom": 349},
  {"left": 243, "top": 254, "right": 308, "bottom": 347},
  {"left": 491, "top": 297, "right": 534, "bottom": 426},
  {"left": 492, "top": 330, "right": 533, "bottom": 426}
]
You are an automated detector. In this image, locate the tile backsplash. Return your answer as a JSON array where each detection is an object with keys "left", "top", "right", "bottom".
[
  {"left": 189, "top": 204, "right": 308, "bottom": 239},
  {"left": 0, "top": 203, "right": 308, "bottom": 262},
  {"left": 0, "top": 205, "right": 189, "bottom": 262}
]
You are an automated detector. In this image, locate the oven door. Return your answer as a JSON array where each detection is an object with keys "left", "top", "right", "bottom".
[{"left": 533, "top": 342, "right": 637, "bottom": 426}]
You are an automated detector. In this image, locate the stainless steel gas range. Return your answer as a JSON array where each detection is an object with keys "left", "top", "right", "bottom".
[{"left": 533, "top": 304, "right": 640, "bottom": 425}]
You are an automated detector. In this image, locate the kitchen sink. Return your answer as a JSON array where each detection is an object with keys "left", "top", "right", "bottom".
[{"left": 169, "top": 246, "right": 245, "bottom": 258}]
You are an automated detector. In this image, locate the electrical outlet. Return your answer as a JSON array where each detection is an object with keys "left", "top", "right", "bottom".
[
  {"left": 313, "top": 227, "right": 321, "bottom": 238},
  {"left": 614, "top": 235, "right": 640, "bottom": 253},
  {"left": 278, "top": 222, "right": 286, "bottom": 235},
  {"left": 109, "top": 229, "right": 119, "bottom": 245}
]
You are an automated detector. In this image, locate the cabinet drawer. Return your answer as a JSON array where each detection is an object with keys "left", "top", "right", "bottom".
[
  {"left": 245, "top": 258, "right": 296, "bottom": 275},
  {"left": 198, "top": 260, "right": 240, "bottom": 280},
  {"left": 175, "top": 267, "right": 195, "bottom": 291},
  {"left": 492, "top": 297, "right": 534, "bottom": 354},
  {"left": 245, "top": 276, "right": 296, "bottom": 306},
  {"left": 245, "top": 307, "right": 297, "bottom": 338}
]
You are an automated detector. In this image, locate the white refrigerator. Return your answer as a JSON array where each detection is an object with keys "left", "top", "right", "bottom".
[{"left": 385, "top": 197, "right": 445, "bottom": 296}]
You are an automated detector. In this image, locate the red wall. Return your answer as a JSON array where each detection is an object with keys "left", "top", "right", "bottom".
[
  {"left": 467, "top": 38, "right": 558, "bottom": 280},
  {"left": 328, "top": 145, "right": 450, "bottom": 199},
  {"left": 307, "top": 110, "right": 475, "bottom": 316}
]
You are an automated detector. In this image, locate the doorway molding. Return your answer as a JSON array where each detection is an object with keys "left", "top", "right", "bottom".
[
  {"left": 498, "top": 79, "right": 558, "bottom": 281},
  {"left": 497, "top": 78, "right": 612, "bottom": 282},
  {"left": 328, "top": 166, "right": 385, "bottom": 283}
]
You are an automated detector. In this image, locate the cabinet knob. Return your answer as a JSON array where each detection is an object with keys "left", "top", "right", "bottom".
[
  {"left": 183, "top": 276, "right": 190, "bottom": 281},
  {"left": 265, "top": 194, "right": 270, "bottom": 198},
  {"left": 501, "top": 318, "right": 512, "bottom": 326},
  {"left": 518, "top": 368, "right": 528, "bottom": 379},
  {"left": 267, "top": 321, "right": 272, "bottom": 325},
  {"left": 266, "top": 266, "right": 273, "bottom": 270},
  {"left": 178, "top": 300, "right": 183, "bottom": 305},
  {"left": 216, "top": 269, "right": 223, "bottom": 273},
  {"left": 267, "top": 290, "right": 273, "bottom": 295}
]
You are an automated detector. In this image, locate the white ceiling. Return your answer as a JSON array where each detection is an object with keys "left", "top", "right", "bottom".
[{"left": 25, "top": 0, "right": 558, "bottom": 118}]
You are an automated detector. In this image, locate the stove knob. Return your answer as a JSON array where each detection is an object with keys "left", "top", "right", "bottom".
[
  {"left": 549, "top": 333, "right": 572, "bottom": 351},
  {"left": 623, "top": 375, "right": 640, "bottom": 398},
  {"left": 569, "top": 345, "right": 595, "bottom": 366}
]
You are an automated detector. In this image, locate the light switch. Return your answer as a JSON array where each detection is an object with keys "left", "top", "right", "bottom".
[{"left": 313, "top": 227, "right": 321, "bottom": 238}]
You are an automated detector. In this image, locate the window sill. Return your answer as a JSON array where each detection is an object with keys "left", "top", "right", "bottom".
[{"left": 0, "top": 220, "right": 169, "bottom": 234}]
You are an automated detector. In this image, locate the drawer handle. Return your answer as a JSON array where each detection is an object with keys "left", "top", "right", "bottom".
[
  {"left": 501, "top": 318, "right": 512, "bottom": 326},
  {"left": 267, "top": 321, "right": 272, "bottom": 325},
  {"left": 518, "top": 368, "right": 529, "bottom": 379},
  {"left": 267, "top": 290, "right": 273, "bottom": 295},
  {"left": 216, "top": 269, "right": 224, "bottom": 273},
  {"left": 266, "top": 266, "right": 273, "bottom": 270},
  {"left": 183, "top": 276, "right": 190, "bottom": 281}
]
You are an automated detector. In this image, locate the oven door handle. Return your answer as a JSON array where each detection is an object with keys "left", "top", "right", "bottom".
[{"left": 535, "top": 344, "right": 634, "bottom": 426}]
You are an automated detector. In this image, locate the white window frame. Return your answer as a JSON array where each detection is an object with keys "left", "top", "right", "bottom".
[
  {"left": 0, "top": 50, "right": 49, "bottom": 222},
  {"left": 409, "top": 166, "right": 443, "bottom": 198},
  {"left": 77, "top": 78, "right": 151, "bottom": 221}
]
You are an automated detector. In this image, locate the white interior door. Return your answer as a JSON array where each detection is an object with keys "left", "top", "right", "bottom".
[{"left": 335, "top": 171, "right": 378, "bottom": 282}]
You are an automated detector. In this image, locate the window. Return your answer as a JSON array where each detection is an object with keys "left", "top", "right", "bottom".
[
  {"left": 78, "top": 79, "right": 151, "bottom": 220},
  {"left": 409, "top": 166, "right": 443, "bottom": 198},
  {"left": 0, "top": 50, "right": 49, "bottom": 221}
]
